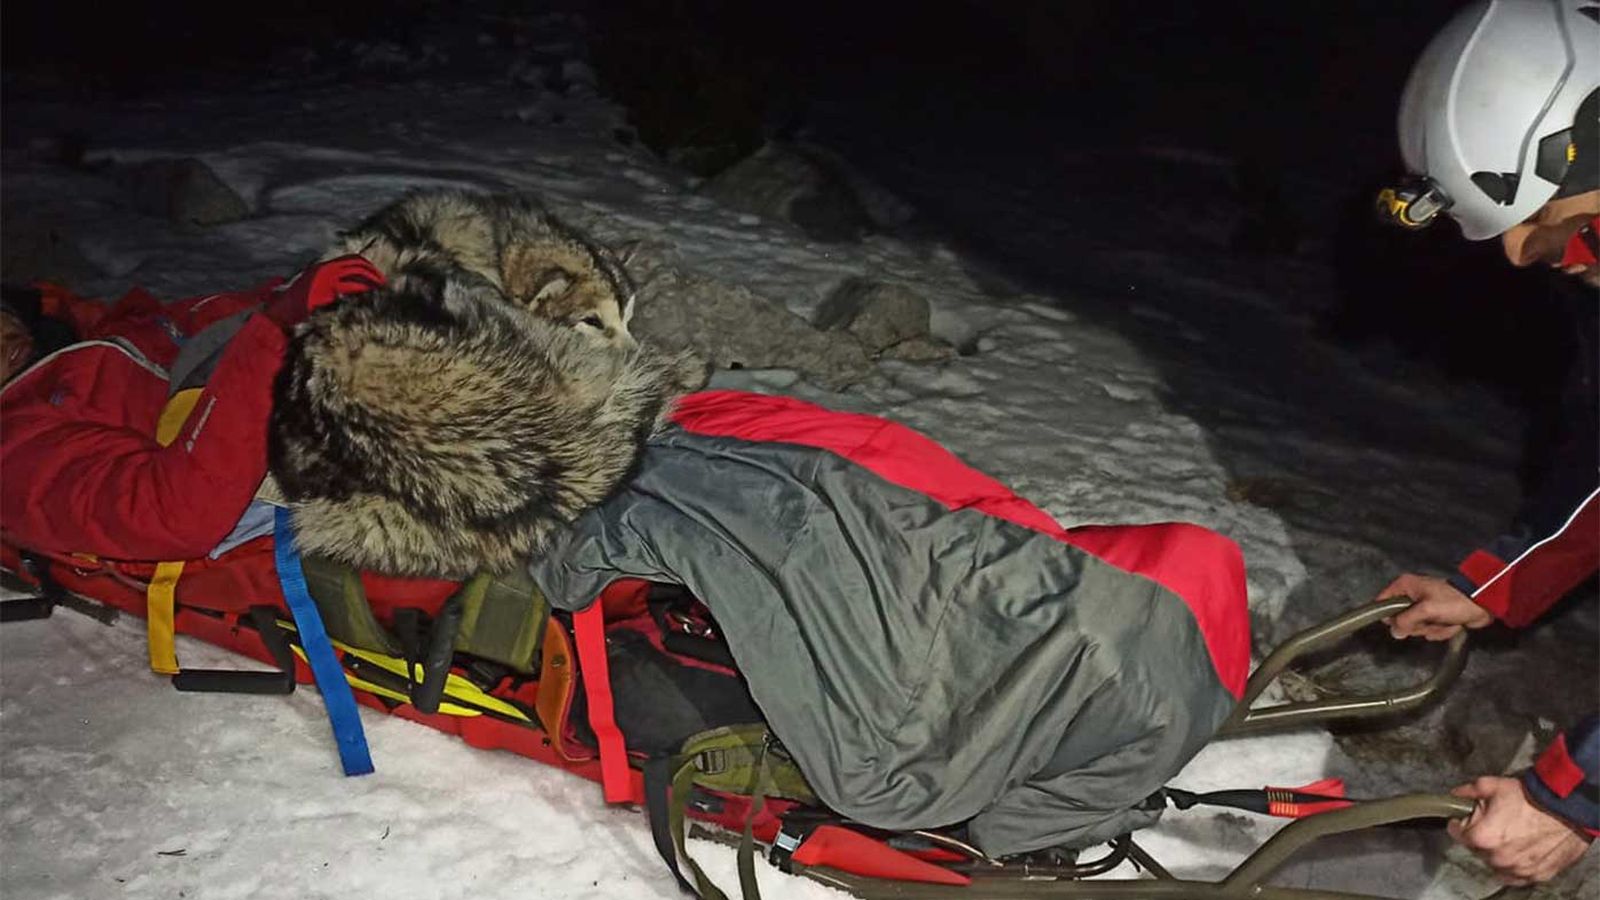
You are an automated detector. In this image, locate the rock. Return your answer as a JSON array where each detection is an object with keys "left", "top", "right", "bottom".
[
  {"left": 814, "top": 278, "right": 935, "bottom": 355},
  {"left": 630, "top": 265, "right": 873, "bottom": 391},
  {"left": 560, "top": 59, "right": 598, "bottom": 94},
  {"left": 700, "top": 141, "right": 872, "bottom": 243},
  {"left": 508, "top": 60, "right": 548, "bottom": 87},
  {"left": 789, "top": 141, "right": 918, "bottom": 231},
  {"left": 880, "top": 336, "right": 958, "bottom": 363},
  {"left": 24, "top": 132, "right": 92, "bottom": 170},
  {"left": 0, "top": 216, "right": 101, "bottom": 285},
  {"left": 120, "top": 158, "right": 249, "bottom": 227}
]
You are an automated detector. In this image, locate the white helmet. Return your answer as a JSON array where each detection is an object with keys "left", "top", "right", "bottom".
[{"left": 1387, "top": 0, "right": 1600, "bottom": 240}]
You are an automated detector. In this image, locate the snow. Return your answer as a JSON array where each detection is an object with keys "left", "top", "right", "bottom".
[{"left": 2, "top": 51, "right": 1595, "bottom": 900}]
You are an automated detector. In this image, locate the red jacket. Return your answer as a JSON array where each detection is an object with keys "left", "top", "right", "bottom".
[{"left": 1, "top": 282, "right": 288, "bottom": 561}]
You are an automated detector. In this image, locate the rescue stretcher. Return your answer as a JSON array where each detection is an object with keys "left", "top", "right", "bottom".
[{"left": 0, "top": 528, "right": 1474, "bottom": 900}]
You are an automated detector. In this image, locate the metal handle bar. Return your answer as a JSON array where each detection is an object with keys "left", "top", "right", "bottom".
[
  {"left": 1223, "top": 793, "right": 1477, "bottom": 891},
  {"left": 1216, "top": 597, "right": 1468, "bottom": 738},
  {"left": 772, "top": 794, "right": 1476, "bottom": 899}
]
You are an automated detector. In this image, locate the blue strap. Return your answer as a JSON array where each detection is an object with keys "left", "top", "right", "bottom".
[{"left": 273, "top": 507, "right": 375, "bottom": 776}]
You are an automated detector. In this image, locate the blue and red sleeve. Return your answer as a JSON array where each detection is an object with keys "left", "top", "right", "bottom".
[
  {"left": 1446, "top": 485, "right": 1599, "bottom": 629},
  {"left": 1524, "top": 716, "right": 1600, "bottom": 835}
]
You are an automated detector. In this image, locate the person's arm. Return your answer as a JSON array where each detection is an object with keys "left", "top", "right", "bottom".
[
  {"left": 1446, "top": 717, "right": 1599, "bottom": 885},
  {"left": 0, "top": 316, "right": 288, "bottom": 560},
  {"left": 1525, "top": 716, "right": 1600, "bottom": 836},
  {"left": 1447, "top": 483, "right": 1599, "bottom": 628},
  {"left": 0, "top": 257, "right": 382, "bottom": 560},
  {"left": 1381, "top": 443, "right": 1598, "bottom": 638}
]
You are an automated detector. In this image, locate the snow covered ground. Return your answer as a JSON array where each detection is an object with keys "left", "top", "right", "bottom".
[{"left": 3, "top": 26, "right": 1596, "bottom": 899}]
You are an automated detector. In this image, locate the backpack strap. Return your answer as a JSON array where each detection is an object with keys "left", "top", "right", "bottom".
[
  {"left": 643, "top": 726, "right": 817, "bottom": 900},
  {"left": 573, "top": 601, "right": 632, "bottom": 803}
]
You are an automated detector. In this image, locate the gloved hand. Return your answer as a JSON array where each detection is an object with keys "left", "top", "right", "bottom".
[{"left": 262, "top": 255, "right": 385, "bottom": 329}]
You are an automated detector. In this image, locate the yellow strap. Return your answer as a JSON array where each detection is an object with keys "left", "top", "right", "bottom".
[
  {"left": 287, "top": 646, "right": 481, "bottom": 715},
  {"left": 280, "top": 622, "right": 530, "bottom": 721},
  {"left": 146, "top": 561, "right": 185, "bottom": 675}
]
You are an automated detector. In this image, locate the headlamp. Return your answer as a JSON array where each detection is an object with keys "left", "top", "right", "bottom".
[{"left": 1375, "top": 177, "right": 1453, "bottom": 230}]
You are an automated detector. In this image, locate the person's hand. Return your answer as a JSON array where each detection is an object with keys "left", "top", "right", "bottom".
[
  {"left": 1448, "top": 776, "right": 1594, "bottom": 885},
  {"left": 263, "top": 255, "right": 384, "bottom": 329},
  {"left": 1376, "top": 572, "right": 1492, "bottom": 640},
  {"left": 0, "top": 309, "right": 34, "bottom": 382}
]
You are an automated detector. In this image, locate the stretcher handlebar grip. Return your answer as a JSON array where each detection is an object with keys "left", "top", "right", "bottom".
[{"left": 1217, "top": 597, "right": 1469, "bottom": 738}]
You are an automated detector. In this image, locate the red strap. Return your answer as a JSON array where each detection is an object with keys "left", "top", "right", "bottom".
[
  {"left": 1535, "top": 734, "right": 1587, "bottom": 799},
  {"left": 572, "top": 603, "right": 631, "bottom": 803}
]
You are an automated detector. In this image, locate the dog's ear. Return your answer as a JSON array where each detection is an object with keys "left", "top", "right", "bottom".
[
  {"left": 530, "top": 268, "right": 575, "bottom": 309},
  {"left": 611, "top": 240, "right": 645, "bottom": 268}
]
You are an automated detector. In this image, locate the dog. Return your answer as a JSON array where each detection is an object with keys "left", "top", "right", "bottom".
[
  {"left": 326, "top": 188, "right": 638, "bottom": 350},
  {"left": 269, "top": 273, "right": 707, "bottom": 577}
]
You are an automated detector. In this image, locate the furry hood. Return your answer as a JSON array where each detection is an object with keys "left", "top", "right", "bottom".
[{"left": 268, "top": 278, "right": 706, "bottom": 578}]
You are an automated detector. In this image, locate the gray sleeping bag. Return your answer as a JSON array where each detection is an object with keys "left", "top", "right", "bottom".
[{"left": 528, "top": 399, "right": 1246, "bottom": 855}]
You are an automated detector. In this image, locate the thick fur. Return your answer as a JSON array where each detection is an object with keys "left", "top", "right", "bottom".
[
  {"left": 325, "top": 189, "right": 639, "bottom": 350},
  {"left": 269, "top": 277, "right": 708, "bottom": 578}
]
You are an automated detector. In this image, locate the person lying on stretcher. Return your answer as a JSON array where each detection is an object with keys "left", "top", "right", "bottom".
[{"left": 0, "top": 257, "right": 384, "bottom": 561}]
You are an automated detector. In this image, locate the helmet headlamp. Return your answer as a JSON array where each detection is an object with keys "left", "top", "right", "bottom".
[{"left": 1376, "top": 177, "right": 1453, "bottom": 230}]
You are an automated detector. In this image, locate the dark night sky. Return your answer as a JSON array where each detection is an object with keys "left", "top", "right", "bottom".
[
  {"left": 1, "top": 0, "right": 1582, "bottom": 415},
  {"left": 0, "top": 1, "right": 1462, "bottom": 132},
  {"left": 0, "top": 1, "right": 1485, "bottom": 217}
]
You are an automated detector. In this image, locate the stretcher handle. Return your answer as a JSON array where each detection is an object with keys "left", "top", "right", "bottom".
[
  {"left": 0, "top": 596, "right": 57, "bottom": 622},
  {"left": 772, "top": 796, "right": 1478, "bottom": 898},
  {"left": 1216, "top": 597, "right": 1468, "bottom": 738},
  {"left": 1223, "top": 793, "right": 1476, "bottom": 891},
  {"left": 172, "top": 606, "right": 297, "bottom": 695}
]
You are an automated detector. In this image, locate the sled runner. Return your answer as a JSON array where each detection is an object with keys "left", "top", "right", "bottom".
[{"left": 0, "top": 391, "right": 1473, "bottom": 900}]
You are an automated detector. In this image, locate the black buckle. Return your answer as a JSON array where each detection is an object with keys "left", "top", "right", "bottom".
[{"left": 768, "top": 808, "right": 836, "bottom": 873}]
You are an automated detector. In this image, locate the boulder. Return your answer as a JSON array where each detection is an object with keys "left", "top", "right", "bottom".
[
  {"left": 814, "top": 277, "right": 953, "bottom": 361},
  {"left": 700, "top": 141, "right": 871, "bottom": 243},
  {"left": 0, "top": 216, "right": 101, "bottom": 285},
  {"left": 120, "top": 157, "right": 249, "bottom": 227},
  {"left": 631, "top": 265, "right": 873, "bottom": 391}
]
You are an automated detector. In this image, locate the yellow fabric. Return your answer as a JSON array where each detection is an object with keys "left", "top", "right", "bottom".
[
  {"left": 154, "top": 388, "right": 204, "bottom": 447},
  {"left": 147, "top": 391, "right": 201, "bottom": 674},
  {"left": 146, "top": 561, "right": 184, "bottom": 675}
]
